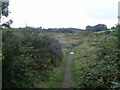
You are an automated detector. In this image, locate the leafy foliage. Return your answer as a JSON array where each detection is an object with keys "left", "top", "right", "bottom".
[
  {"left": 72, "top": 29, "right": 119, "bottom": 88},
  {"left": 2, "top": 2, "right": 9, "bottom": 17},
  {"left": 94, "top": 31, "right": 119, "bottom": 88},
  {"left": 2, "top": 28, "right": 62, "bottom": 88},
  {"left": 0, "top": 1, "right": 13, "bottom": 28}
]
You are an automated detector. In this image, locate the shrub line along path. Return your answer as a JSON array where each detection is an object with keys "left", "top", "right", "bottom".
[{"left": 61, "top": 55, "right": 74, "bottom": 88}]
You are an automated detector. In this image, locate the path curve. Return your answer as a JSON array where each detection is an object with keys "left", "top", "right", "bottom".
[{"left": 61, "top": 55, "right": 74, "bottom": 88}]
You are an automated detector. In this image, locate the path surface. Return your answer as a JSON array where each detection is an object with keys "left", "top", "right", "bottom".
[{"left": 61, "top": 55, "right": 74, "bottom": 88}]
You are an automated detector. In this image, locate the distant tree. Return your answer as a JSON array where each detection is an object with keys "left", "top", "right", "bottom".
[
  {"left": 86, "top": 25, "right": 92, "bottom": 31},
  {"left": 94, "top": 24, "right": 107, "bottom": 31},
  {"left": 111, "top": 26, "right": 116, "bottom": 29},
  {"left": 86, "top": 24, "right": 107, "bottom": 32}
]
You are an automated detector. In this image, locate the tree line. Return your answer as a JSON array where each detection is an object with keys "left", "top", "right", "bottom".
[{"left": 86, "top": 24, "right": 108, "bottom": 32}]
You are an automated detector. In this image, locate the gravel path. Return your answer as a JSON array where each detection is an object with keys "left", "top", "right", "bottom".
[{"left": 61, "top": 55, "right": 74, "bottom": 88}]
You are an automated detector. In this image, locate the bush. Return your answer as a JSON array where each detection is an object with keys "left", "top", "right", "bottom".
[
  {"left": 72, "top": 30, "right": 120, "bottom": 88},
  {"left": 2, "top": 29, "right": 62, "bottom": 88},
  {"left": 93, "top": 31, "right": 119, "bottom": 88}
]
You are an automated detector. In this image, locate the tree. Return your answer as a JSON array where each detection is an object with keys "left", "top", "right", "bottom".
[
  {"left": 86, "top": 25, "right": 92, "bottom": 31},
  {"left": 111, "top": 26, "right": 116, "bottom": 29},
  {"left": 1, "top": 1, "right": 9, "bottom": 17},
  {"left": 86, "top": 24, "right": 107, "bottom": 32},
  {"left": 0, "top": 0, "right": 12, "bottom": 28}
]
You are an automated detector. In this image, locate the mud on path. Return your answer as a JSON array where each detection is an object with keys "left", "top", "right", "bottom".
[{"left": 61, "top": 55, "right": 74, "bottom": 88}]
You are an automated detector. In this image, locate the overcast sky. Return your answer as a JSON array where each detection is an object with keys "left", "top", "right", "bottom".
[{"left": 8, "top": 0, "right": 119, "bottom": 29}]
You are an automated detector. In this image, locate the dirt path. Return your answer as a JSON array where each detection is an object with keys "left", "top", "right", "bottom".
[{"left": 61, "top": 55, "right": 74, "bottom": 88}]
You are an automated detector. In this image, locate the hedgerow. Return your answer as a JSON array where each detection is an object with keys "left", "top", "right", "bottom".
[
  {"left": 2, "top": 28, "right": 62, "bottom": 88},
  {"left": 72, "top": 29, "right": 120, "bottom": 88}
]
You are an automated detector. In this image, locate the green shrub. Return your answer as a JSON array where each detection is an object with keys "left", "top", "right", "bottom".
[
  {"left": 72, "top": 30, "right": 119, "bottom": 88},
  {"left": 94, "top": 31, "right": 119, "bottom": 88},
  {"left": 2, "top": 29, "right": 62, "bottom": 88}
]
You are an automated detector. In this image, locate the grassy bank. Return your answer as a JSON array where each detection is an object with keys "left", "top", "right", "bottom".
[
  {"left": 35, "top": 50, "right": 68, "bottom": 88},
  {"left": 71, "top": 30, "right": 119, "bottom": 88},
  {"left": 71, "top": 33, "right": 98, "bottom": 88}
]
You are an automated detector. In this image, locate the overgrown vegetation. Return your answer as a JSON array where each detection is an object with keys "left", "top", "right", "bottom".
[
  {"left": 2, "top": 25, "right": 119, "bottom": 88},
  {"left": 2, "top": 28, "right": 63, "bottom": 88},
  {"left": 36, "top": 51, "right": 68, "bottom": 88},
  {"left": 72, "top": 28, "right": 120, "bottom": 88},
  {"left": 1, "top": 0, "right": 119, "bottom": 88}
]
